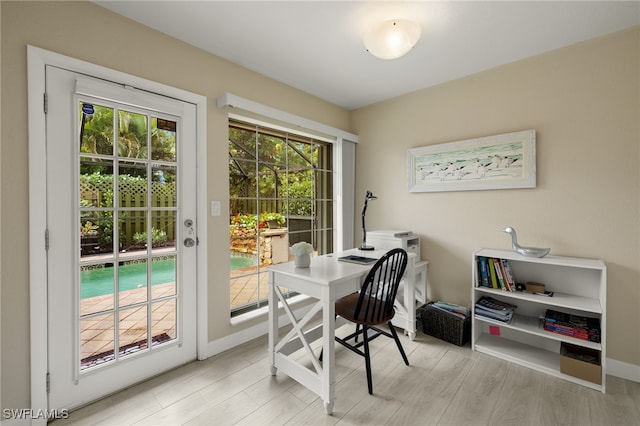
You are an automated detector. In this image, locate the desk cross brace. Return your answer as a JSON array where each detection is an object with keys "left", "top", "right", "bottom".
[{"left": 273, "top": 285, "right": 323, "bottom": 375}]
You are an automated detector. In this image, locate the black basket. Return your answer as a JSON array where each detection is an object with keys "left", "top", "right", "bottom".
[{"left": 417, "top": 303, "right": 470, "bottom": 346}]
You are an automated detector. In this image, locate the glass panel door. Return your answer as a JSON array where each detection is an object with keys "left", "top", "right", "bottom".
[
  {"left": 45, "top": 66, "right": 197, "bottom": 411},
  {"left": 78, "top": 100, "right": 179, "bottom": 370}
]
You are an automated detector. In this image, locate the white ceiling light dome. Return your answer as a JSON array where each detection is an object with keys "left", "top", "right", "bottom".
[{"left": 363, "top": 19, "right": 422, "bottom": 60}]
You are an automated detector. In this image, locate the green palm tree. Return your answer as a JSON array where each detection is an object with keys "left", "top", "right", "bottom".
[{"left": 118, "top": 110, "right": 147, "bottom": 158}]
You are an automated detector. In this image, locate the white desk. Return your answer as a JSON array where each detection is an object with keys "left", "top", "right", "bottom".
[{"left": 267, "top": 249, "right": 427, "bottom": 414}]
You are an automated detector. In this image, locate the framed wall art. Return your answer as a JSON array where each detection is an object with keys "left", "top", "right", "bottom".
[{"left": 407, "top": 129, "right": 536, "bottom": 193}]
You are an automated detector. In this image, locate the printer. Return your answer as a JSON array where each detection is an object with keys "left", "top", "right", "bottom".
[
  {"left": 366, "top": 230, "right": 427, "bottom": 339},
  {"left": 365, "top": 230, "right": 420, "bottom": 256}
]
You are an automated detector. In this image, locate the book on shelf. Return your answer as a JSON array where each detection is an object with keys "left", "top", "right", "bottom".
[
  {"left": 542, "top": 309, "right": 601, "bottom": 343},
  {"left": 474, "top": 296, "right": 516, "bottom": 323},
  {"left": 475, "top": 296, "right": 517, "bottom": 312},
  {"left": 476, "top": 256, "right": 556, "bottom": 296},
  {"left": 493, "top": 258, "right": 507, "bottom": 290},
  {"left": 477, "top": 257, "right": 517, "bottom": 292},
  {"left": 477, "top": 257, "right": 490, "bottom": 287},
  {"left": 501, "top": 259, "right": 516, "bottom": 291},
  {"left": 475, "top": 307, "right": 514, "bottom": 322},
  {"left": 544, "top": 323, "right": 599, "bottom": 342},
  {"left": 544, "top": 309, "right": 601, "bottom": 330},
  {"left": 487, "top": 258, "right": 499, "bottom": 289}
]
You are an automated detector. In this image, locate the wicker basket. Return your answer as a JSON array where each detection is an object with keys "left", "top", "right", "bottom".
[{"left": 417, "top": 303, "right": 470, "bottom": 346}]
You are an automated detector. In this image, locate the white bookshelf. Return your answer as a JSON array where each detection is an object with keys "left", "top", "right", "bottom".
[{"left": 471, "top": 248, "right": 606, "bottom": 392}]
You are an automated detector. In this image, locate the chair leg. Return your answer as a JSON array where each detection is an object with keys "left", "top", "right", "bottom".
[
  {"left": 388, "top": 322, "right": 409, "bottom": 366},
  {"left": 362, "top": 326, "right": 373, "bottom": 395}
]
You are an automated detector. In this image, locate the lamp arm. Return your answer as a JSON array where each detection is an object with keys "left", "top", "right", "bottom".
[{"left": 361, "top": 199, "right": 369, "bottom": 246}]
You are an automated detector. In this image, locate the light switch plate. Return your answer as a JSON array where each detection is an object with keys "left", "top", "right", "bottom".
[{"left": 211, "top": 201, "right": 221, "bottom": 216}]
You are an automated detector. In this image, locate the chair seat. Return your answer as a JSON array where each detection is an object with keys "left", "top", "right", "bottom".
[{"left": 335, "top": 292, "right": 395, "bottom": 326}]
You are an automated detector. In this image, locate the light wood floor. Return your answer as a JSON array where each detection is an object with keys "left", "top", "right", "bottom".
[{"left": 53, "top": 325, "right": 640, "bottom": 426}]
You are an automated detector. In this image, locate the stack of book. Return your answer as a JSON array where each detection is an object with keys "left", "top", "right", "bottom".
[
  {"left": 477, "top": 256, "right": 517, "bottom": 291},
  {"left": 543, "top": 309, "right": 601, "bottom": 343},
  {"left": 474, "top": 296, "right": 517, "bottom": 323}
]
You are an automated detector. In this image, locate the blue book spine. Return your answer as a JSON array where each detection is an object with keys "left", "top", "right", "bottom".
[{"left": 478, "top": 257, "right": 490, "bottom": 287}]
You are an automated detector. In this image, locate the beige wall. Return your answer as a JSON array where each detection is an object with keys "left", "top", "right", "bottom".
[
  {"left": 0, "top": 1, "right": 350, "bottom": 410},
  {"left": 351, "top": 27, "right": 639, "bottom": 367}
]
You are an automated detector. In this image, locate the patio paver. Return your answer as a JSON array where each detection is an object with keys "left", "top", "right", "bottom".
[{"left": 80, "top": 260, "right": 281, "bottom": 366}]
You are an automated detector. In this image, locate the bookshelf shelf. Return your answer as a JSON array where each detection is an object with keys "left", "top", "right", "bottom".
[
  {"left": 474, "top": 313, "right": 602, "bottom": 350},
  {"left": 472, "top": 248, "right": 606, "bottom": 393},
  {"left": 474, "top": 286, "right": 602, "bottom": 314},
  {"left": 474, "top": 334, "right": 603, "bottom": 392}
]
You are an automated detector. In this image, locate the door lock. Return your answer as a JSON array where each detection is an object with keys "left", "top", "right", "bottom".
[{"left": 184, "top": 218, "right": 195, "bottom": 246}]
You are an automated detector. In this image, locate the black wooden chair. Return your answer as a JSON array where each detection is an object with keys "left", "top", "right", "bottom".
[{"left": 334, "top": 248, "right": 410, "bottom": 394}]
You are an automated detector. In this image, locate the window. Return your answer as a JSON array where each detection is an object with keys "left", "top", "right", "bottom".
[{"left": 229, "top": 120, "right": 333, "bottom": 316}]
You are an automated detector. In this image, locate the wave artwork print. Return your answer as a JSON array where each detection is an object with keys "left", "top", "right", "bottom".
[{"left": 408, "top": 130, "right": 536, "bottom": 192}]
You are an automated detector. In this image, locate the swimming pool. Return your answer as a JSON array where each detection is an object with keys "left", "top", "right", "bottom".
[
  {"left": 81, "top": 256, "right": 258, "bottom": 299},
  {"left": 80, "top": 259, "right": 176, "bottom": 299},
  {"left": 230, "top": 255, "right": 258, "bottom": 270}
]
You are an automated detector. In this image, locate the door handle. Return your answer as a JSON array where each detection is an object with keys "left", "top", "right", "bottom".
[{"left": 184, "top": 219, "right": 195, "bottom": 247}]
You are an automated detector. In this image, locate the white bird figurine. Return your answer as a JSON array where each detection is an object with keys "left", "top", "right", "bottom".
[{"left": 502, "top": 227, "right": 550, "bottom": 258}]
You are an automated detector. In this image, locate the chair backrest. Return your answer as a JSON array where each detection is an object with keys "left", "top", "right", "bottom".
[{"left": 355, "top": 248, "right": 408, "bottom": 324}]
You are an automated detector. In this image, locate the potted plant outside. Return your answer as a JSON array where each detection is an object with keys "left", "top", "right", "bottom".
[{"left": 259, "top": 212, "right": 286, "bottom": 229}]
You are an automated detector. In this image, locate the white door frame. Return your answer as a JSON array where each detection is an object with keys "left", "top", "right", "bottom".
[{"left": 27, "top": 45, "right": 208, "bottom": 419}]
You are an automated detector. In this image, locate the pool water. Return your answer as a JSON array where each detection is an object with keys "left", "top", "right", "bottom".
[
  {"left": 80, "top": 259, "right": 176, "bottom": 299},
  {"left": 82, "top": 257, "right": 257, "bottom": 299},
  {"left": 230, "top": 256, "right": 257, "bottom": 270}
]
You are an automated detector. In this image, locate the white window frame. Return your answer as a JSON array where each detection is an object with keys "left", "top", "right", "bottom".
[
  {"left": 217, "top": 93, "right": 358, "bottom": 253},
  {"left": 217, "top": 93, "right": 358, "bottom": 325}
]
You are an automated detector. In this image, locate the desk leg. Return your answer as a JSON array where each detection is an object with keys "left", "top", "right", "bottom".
[
  {"left": 268, "top": 271, "right": 277, "bottom": 376},
  {"left": 324, "top": 401, "right": 335, "bottom": 416},
  {"left": 405, "top": 263, "right": 417, "bottom": 341},
  {"left": 321, "top": 296, "right": 335, "bottom": 415}
]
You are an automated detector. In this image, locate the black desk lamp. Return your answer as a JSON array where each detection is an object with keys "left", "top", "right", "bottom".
[{"left": 360, "top": 190, "right": 377, "bottom": 250}]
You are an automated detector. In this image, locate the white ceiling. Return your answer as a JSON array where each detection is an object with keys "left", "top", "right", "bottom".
[{"left": 94, "top": 1, "right": 639, "bottom": 110}]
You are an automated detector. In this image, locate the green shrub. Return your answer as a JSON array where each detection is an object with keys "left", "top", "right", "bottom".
[
  {"left": 230, "top": 213, "right": 258, "bottom": 229},
  {"left": 133, "top": 228, "right": 168, "bottom": 246},
  {"left": 259, "top": 212, "right": 285, "bottom": 226}
]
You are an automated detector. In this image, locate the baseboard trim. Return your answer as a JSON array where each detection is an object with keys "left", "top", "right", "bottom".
[
  {"left": 200, "top": 303, "right": 316, "bottom": 359},
  {"left": 0, "top": 411, "right": 67, "bottom": 426},
  {"left": 606, "top": 357, "right": 640, "bottom": 383}
]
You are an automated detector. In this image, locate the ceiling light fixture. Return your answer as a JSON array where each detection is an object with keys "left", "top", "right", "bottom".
[{"left": 363, "top": 19, "right": 422, "bottom": 60}]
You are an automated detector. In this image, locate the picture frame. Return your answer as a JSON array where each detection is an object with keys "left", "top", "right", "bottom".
[{"left": 407, "top": 129, "right": 536, "bottom": 193}]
